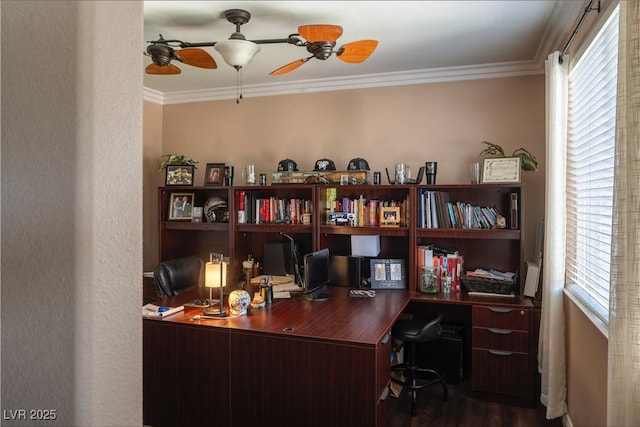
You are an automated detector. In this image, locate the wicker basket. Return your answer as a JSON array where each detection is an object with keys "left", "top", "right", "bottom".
[{"left": 461, "top": 273, "right": 518, "bottom": 295}]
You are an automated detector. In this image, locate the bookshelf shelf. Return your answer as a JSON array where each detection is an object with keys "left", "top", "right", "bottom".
[
  {"left": 319, "top": 225, "right": 409, "bottom": 236},
  {"left": 236, "top": 223, "right": 313, "bottom": 233},
  {"left": 162, "top": 221, "right": 229, "bottom": 231},
  {"left": 416, "top": 228, "right": 520, "bottom": 240}
]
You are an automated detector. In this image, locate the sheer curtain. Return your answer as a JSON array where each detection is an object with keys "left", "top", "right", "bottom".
[
  {"left": 607, "top": 2, "right": 640, "bottom": 425},
  {"left": 538, "top": 50, "right": 568, "bottom": 420}
]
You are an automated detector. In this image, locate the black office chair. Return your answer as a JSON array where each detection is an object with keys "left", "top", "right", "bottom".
[
  {"left": 153, "top": 256, "right": 204, "bottom": 300},
  {"left": 391, "top": 313, "right": 448, "bottom": 416}
]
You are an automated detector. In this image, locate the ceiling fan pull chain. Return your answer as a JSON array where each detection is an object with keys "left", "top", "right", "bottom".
[{"left": 235, "top": 69, "right": 242, "bottom": 104}]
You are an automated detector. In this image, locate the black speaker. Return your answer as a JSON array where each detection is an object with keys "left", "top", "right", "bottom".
[
  {"left": 262, "top": 242, "right": 287, "bottom": 276},
  {"left": 348, "top": 256, "right": 364, "bottom": 288},
  {"left": 330, "top": 255, "right": 366, "bottom": 288}
]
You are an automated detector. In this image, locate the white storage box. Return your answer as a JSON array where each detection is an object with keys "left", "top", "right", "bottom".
[{"left": 351, "top": 235, "right": 380, "bottom": 257}]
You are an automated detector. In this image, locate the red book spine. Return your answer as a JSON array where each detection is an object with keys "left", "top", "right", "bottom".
[{"left": 238, "top": 191, "right": 245, "bottom": 211}]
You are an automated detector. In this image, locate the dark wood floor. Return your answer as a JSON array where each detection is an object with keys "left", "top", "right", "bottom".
[{"left": 390, "top": 380, "right": 563, "bottom": 427}]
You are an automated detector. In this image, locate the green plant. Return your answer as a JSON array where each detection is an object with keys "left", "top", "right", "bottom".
[
  {"left": 158, "top": 154, "right": 198, "bottom": 171},
  {"left": 480, "top": 141, "right": 538, "bottom": 172}
]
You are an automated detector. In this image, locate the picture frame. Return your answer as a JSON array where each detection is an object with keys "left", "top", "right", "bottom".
[
  {"left": 165, "top": 165, "right": 195, "bottom": 186},
  {"left": 370, "top": 259, "right": 406, "bottom": 289},
  {"left": 168, "top": 192, "right": 195, "bottom": 220},
  {"left": 481, "top": 156, "right": 521, "bottom": 183},
  {"left": 204, "top": 163, "right": 225, "bottom": 186},
  {"left": 380, "top": 206, "right": 401, "bottom": 227}
]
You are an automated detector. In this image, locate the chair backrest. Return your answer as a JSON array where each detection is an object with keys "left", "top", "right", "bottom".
[{"left": 153, "top": 256, "right": 204, "bottom": 299}]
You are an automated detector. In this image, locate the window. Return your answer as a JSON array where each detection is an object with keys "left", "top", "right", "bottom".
[{"left": 565, "top": 5, "right": 619, "bottom": 327}]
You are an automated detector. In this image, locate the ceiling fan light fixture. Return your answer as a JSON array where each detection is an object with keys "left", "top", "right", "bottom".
[{"left": 214, "top": 39, "right": 261, "bottom": 70}]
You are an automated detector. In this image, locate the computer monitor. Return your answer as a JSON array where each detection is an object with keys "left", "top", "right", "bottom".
[{"left": 303, "top": 248, "right": 330, "bottom": 301}]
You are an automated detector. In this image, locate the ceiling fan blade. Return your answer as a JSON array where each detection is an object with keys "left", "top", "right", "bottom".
[
  {"left": 270, "top": 58, "right": 309, "bottom": 76},
  {"left": 146, "top": 63, "right": 181, "bottom": 75},
  {"left": 337, "top": 40, "right": 379, "bottom": 63},
  {"left": 298, "top": 25, "right": 343, "bottom": 42},
  {"left": 176, "top": 48, "right": 217, "bottom": 69}
]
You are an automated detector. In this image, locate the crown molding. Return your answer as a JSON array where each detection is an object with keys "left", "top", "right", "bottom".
[
  {"left": 533, "top": 0, "right": 585, "bottom": 66},
  {"left": 143, "top": 60, "right": 544, "bottom": 105}
]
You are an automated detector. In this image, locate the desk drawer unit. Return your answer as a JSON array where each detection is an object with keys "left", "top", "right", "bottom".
[{"left": 471, "top": 306, "right": 532, "bottom": 400}]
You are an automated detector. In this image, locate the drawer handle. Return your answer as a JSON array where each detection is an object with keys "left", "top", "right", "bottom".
[
  {"left": 488, "top": 349, "right": 513, "bottom": 356},
  {"left": 381, "top": 332, "right": 391, "bottom": 345},
  {"left": 488, "top": 328, "right": 512, "bottom": 335},
  {"left": 489, "top": 307, "right": 513, "bottom": 313}
]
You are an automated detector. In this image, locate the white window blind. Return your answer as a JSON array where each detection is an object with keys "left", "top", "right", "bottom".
[{"left": 565, "top": 6, "right": 619, "bottom": 324}]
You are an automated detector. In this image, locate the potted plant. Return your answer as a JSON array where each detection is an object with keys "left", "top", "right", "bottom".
[
  {"left": 480, "top": 141, "right": 538, "bottom": 172},
  {"left": 158, "top": 154, "right": 198, "bottom": 171},
  {"left": 159, "top": 154, "right": 198, "bottom": 186}
]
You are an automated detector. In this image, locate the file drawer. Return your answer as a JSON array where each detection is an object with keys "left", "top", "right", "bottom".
[
  {"left": 472, "top": 348, "right": 531, "bottom": 397},
  {"left": 473, "top": 306, "right": 529, "bottom": 330},
  {"left": 472, "top": 327, "right": 529, "bottom": 353}
]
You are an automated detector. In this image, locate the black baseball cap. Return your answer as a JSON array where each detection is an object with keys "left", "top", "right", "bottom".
[
  {"left": 347, "top": 158, "right": 370, "bottom": 170},
  {"left": 313, "top": 158, "right": 337, "bottom": 171},
  {"left": 277, "top": 159, "right": 299, "bottom": 172}
]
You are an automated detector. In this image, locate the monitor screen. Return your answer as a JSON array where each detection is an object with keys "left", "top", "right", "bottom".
[{"left": 303, "top": 248, "right": 330, "bottom": 301}]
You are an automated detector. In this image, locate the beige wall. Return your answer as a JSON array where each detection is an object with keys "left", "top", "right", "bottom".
[
  {"left": 2, "top": 1, "right": 142, "bottom": 425},
  {"left": 565, "top": 298, "right": 608, "bottom": 426},
  {"left": 144, "top": 74, "right": 547, "bottom": 268},
  {"left": 143, "top": 101, "right": 164, "bottom": 270}
]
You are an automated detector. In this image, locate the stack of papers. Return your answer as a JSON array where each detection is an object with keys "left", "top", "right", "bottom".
[
  {"left": 273, "top": 291, "right": 291, "bottom": 299},
  {"left": 142, "top": 303, "right": 184, "bottom": 318},
  {"left": 466, "top": 269, "right": 515, "bottom": 281},
  {"left": 272, "top": 283, "right": 303, "bottom": 292}
]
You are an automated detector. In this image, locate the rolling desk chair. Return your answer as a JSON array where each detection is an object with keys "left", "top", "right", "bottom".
[
  {"left": 153, "top": 256, "right": 204, "bottom": 300},
  {"left": 391, "top": 313, "right": 449, "bottom": 416}
]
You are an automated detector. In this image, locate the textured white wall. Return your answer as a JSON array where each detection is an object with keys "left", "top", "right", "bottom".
[{"left": 1, "top": 2, "right": 142, "bottom": 426}]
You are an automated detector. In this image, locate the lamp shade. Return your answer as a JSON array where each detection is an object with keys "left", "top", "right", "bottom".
[
  {"left": 205, "top": 260, "right": 227, "bottom": 288},
  {"left": 214, "top": 39, "right": 261, "bottom": 69}
]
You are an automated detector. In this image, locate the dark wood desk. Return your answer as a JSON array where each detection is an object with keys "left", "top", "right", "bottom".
[{"left": 143, "top": 287, "right": 411, "bottom": 427}]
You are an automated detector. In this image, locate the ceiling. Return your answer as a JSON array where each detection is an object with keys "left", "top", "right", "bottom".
[{"left": 143, "top": 1, "right": 583, "bottom": 103}]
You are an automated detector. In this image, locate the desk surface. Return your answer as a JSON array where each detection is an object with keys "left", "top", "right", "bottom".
[{"left": 150, "top": 287, "right": 412, "bottom": 346}]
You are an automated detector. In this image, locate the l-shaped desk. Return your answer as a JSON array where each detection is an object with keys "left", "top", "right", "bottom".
[{"left": 143, "top": 287, "right": 533, "bottom": 427}]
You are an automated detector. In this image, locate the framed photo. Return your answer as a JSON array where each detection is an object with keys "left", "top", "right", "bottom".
[
  {"left": 165, "top": 165, "right": 195, "bottom": 186},
  {"left": 204, "top": 163, "right": 225, "bottom": 186},
  {"left": 168, "top": 192, "right": 195, "bottom": 220},
  {"left": 481, "top": 157, "right": 521, "bottom": 183},
  {"left": 380, "top": 206, "right": 401, "bottom": 227},
  {"left": 370, "top": 259, "right": 406, "bottom": 289}
]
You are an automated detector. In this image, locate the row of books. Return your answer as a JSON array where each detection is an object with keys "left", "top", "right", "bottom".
[
  {"left": 416, "top": 244, "right": 464, "bottom": 292},
  {"left": 417, "top": 189, "right": 504, "bottom": 229},
  {"left": 324, "top": 191, "right": 410, "bottom": 227},
  {"left": 237, "top": 191, "right": 312, "bottom": 224}
]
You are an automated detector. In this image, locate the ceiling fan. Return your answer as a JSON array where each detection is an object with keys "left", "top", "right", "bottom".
[
  {"left": 269, "top": 25, "right": 378, "bottom": 76},
  {"left": 144, "top": 9, "right": 378, "bottom": 76}
]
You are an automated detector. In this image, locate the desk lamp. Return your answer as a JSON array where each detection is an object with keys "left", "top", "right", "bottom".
[{"left": 204, "top": 253, "right": 227, "bottom": 317}]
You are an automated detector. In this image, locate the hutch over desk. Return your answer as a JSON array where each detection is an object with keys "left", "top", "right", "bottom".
[{"left": 155, "top": 183, "right": 535, "bottom": 404}]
